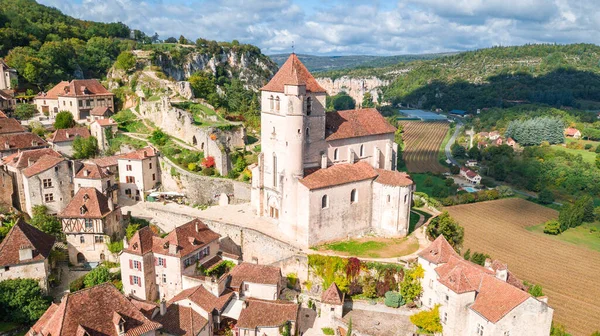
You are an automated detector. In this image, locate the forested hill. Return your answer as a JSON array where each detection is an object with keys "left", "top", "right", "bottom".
[{"left": 382, "top": 44, "right": 600, "bottom": 111}]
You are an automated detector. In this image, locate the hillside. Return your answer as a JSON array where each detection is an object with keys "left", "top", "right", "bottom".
[{"left": 382, "top": 44, "right": 600, "bottom": 111}]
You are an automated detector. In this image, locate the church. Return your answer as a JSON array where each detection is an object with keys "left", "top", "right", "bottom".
[{"left": 251, "top": 54, "right": 415, "bottom": 247}]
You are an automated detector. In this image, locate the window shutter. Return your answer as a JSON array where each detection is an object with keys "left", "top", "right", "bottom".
[
  {"left": 129, "top": 259, "right": 133, "bottom": 269},
  {"left": 138, "top": 277, "right": 142, "bottom": 287},
  {"left": 163, "top": 258, "right": 166, "bottom": 268},
  {"left": 155, "top": 257, "right": 158, "bottom": 266},
  {"left": 129, "top": 275, "right": 133, "bottom": 285}
]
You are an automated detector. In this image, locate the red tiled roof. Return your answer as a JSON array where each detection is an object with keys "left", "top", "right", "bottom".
[
  {"left": 236, "top": 299, "right": 299, "bottom": 329},
  {"left": 261, "top": 54, "right": 326, "bottom": 93},
  {"left": 0, "top": 110, "right": 7, "bottom": 118},
  {"left": 119, "top": 147, "right": 158, "bottom": 160},
  {"left": 87, "top": 155, "right": 121, "bottom": 168},
  {"left": 469, "top": 273, "right": 530, "bottom": 323},
  {"left": 228, "top": 262, "right": 281, "bottom": 288},
  {"left": 0, "top": 132, "right": 47, "bottom": 151},
  {"left": 128, "top": 296, "right": 158, "bottom": 319},
  {"left": 30, "top": 283, "right": 162, "bottom": 336},
  {"left": 325, "top": 108, "right": 396, "bottom": 141},
  {"left": 565, "top": 127, "right": 580, "bottom": 136},
  {"left": 38, "top": 81, "right": 69, "bottom": 100},
  {"left": 0, "top": 219, "right": 55, "bottom": 267},
  {"left": 169, "top": 285, "right": 234, "bottom": 313},
  {"left": 375, "top": 169, "right": 414, "bottom": 187},
  {"left": 90, "top": 106, "right": 113, "bottom": 116},
  {"left": 153, "top": 304, "right": 208, "bottom": 336},
  {"left": 418, "top": 235, "right": 458, "bottom": 264},
  {"left": 299, "top": 161, "right": 378, "bottom": 190},
  {"left": 1, "top": 148, "right": 61, "bottom": 169},
  {"left": 460, "top": 167, "right": 479, "bottom": 179},
  {"left": 22, "top": 155, "right": 64, "bottom": 178},
  {"left": 58, "top": 187, "right": 113, "bottom": 219},
  {"left": 0, "top": 118, "right": 25, "bottom": 134},
  {"left": 152, "top": 219, "right": 220, "bottom": 258},
  {"left": 321, "top": 282, "right": 344, "bottom": 305},
  {"left": 94, "top": 118, "right": 118, "bottom": 126},
  {"left": 435, "top": 256, "right": 495, "bottom": 293},
  {"left": 75, "top": 163, "right": 111, "bottom": 179},
  {"left": 49, "top": 127, "right": 90, "bottom": 143},
  {"left": 39, "top": 79, "right": 113, "bottom": 99},
  {"left": 124, "top": 226, "right": 157, "bottom": 256}
]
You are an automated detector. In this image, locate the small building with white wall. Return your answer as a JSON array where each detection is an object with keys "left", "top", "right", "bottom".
[{"left": 118, "top": 147, "right": 160, "bottom": 202}]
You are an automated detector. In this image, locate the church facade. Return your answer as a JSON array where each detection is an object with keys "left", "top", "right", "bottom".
[{"left": 251, "top": 54, "right": 415, "bottom": 247}]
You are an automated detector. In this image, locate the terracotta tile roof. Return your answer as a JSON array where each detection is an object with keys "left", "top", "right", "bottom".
[
  {"left": 469, "top": 274, "right": 530, "bottom": 323},
  {"left": 321, "top": 282, "right": 344, "bottom": 305},
  {"left": 219, "top": 237, "right": 242, "bottom": 260},
  {"left": 119, "top": 147, "right": 158, "bottom": 160},
  {"left": 90, "top": 106, "right": 113, "bottom": 116},
  {"left": 38, "top": 81, "right": 69, "bottom": 100},
  {"left": 565, "top": 127, "right": 580, "bottom": 136},
  {"left": 94, "top": 118, "right": 118, "bottom": 126},
  {"left": 30, "top": 283, "right": 162, "bottom": 336},
  {"left": 0, "top": 118, "right": 25, "bottom": 134},
  {"left": 128, "top": 296, "right": 159, "bottom": 319},
  {"left": 1, "top": 148, "right": 61, "bottom": 169},
  {"left": 261, "top": 54, "right": 326, "bottom": 93},
  {"left": 39, "top": 79, "right": 113, "bottom": 99},
  {"left": 325, "top": 108, "right": 396, "bottom": 141},
  {"left": 299, "top": 161, "right": 378, "bottom": 190},
  {"left": 75, "top": 162, "right": 111, "bottom": 179},
  {"left": 418, "top": 235, "right": 458, "bottom": 264},
  {"left": 0, "top": 219, "right": 55, "bottom": 267},
  {"left": 22, "top": 155, "right": 65, "bottom": 178},
  {"left": 153, "top": 304, "right": 208, "bottom": 336},
  {"left": 124, "top": 226, "right": 157, "bottom": 256},
  {"left": 0, "top": 89, "right": 14, "bottom": 101},
  {"left": 58, "top": 187, "right": 113, "bottom": 219},
  {"left": 0, "top": 132, "right": 47, "bottom": 152},
  {"left": 375, "top": 169, "right": 414, "bottom": 187},
  {"left": 49, "top": 127, "right": 90, "bottom": 143},
  {"left": 0, "top": 110, "right": 6, "bottom": 118},
  {"left": 435, "top": 256, "right": 495, "bottom": 294},
  {"left": 169, "top": 285, "right": 234, "bottom": 313},
  {"left": 228, "top": 262, "right": 281, "bottom": 288},
  {"left": 236, "top": 298, "right": 299, "bottom": 329},
  {"left": 460, "top": 167, "right": 479, "bottom": 178},
  {"left": 152, "top": 219, "right": 220, "bottom": 258},
  {"left": 87, "top": 155, "right": 121, "bottom": 168}
]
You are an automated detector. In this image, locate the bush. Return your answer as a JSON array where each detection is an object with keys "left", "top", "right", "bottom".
[
  {"left": 187, "top": 162, "right": 198, "bottom": 171},
  {"left": 115, "top": 51, "right": 136, "bottom": 71},
  {"left": 538, "top": 189, "right": 555, "bottom": 205},
  {"left": 286, "top": 273, "right": 298, "bottom": 289},
  {"left": 202, "top": 156, "right": 215, "bottom": 168},
  {"left": 543, "top": 220, "right": 562, "bottom": 235},
  {"left": 361, "top": 276, "right": 377, "bottom": 299},
  {"left": 14, "top": 103, "right": 37, "bottom": 120},
  {"left": 0, "top": 279, "right": 51, "bottom": 323},
  {"left": 83, "top": 266, "right": 111, "bottom": 288},
  {"left": 470, "top": 252, "right": 491, "bottom": 266},
  {"left": 413, "top": 197, "right": 424, "bottom": 208},
  {"left": 400, "top": 264, "right": 424, "bottom": 303},
  {"left": 450, "top": 165, "right": 460, "bottom": 174},
  {"left": 410, "top": 304, "right": 443, "bottom": 334},
  {"left": 322, "top": 328, "right": 335, "bottom": 335},
  {"left": 54, "top": 111, "right": 75, "bottom": 129},
  {"left": 528, "top": 283, "right": 544, "bottom": 297},
  {"left": 426, "top": 212, "right": 464, "bottom": 250},
  {"left": 585, "top": 144, "right": 593, "bottom": 150},
  {"left": 384, "top": 291, "right": 405, "bottom": 308},
  {"left": 201, "top": 167, "right": 215, "bottom": 176},
  {"left": 73, "top": 136, "right": 99, "bottom": 159},
  {"left": 107, "top": 240, "right": 124, "bottom": 253},
  {"left": 69, "top": 275, "right": 86, "bottom": 292}
]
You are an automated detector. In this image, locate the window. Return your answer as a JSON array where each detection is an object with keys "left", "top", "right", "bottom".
[
  {"left": 94, "top": 236, "right": 104, "bottom": 243},
  {"left": 63, "top": 101, "right": 65, "bottom": 106},
  {"left": 443, "top": 312, "right": 447, "bottom": 324},
  {"left": 272, "top": 154, "right": 278, "bottom": 188},
  {"left": 80, "top": 236, "right": 85, "bottom": 244},
  {"left": 359, "top": 145, "right": 364, "bottom": 157},
  {"left": 306, "top": 97, "right": 312, "bottom": 115},
  {"left": 504, "top": 332, "right": 510, "bottom": 336},
  {"left": 44, "top": 193, "right": 54, "bottom": 202},
  {"left": 269, "top": 95, "right": 274, "bottom": 111},
  {"left": 78, "top": 100, "right": 83, "bottom": 107},
  {"left": 404, "top": 194, "right": 408, "bottom": 203},
  {"left": 133, "top": 260, "right": 141, "bottom": 270},
  {"left": 321, "top": 195, "right": 328, "bottom": 209},
  {"left": 133, "top": 276, "right": 140, "bottom": 285},
  {"left": 158, "top": 257, "right": 165, "bottom": 267},
  {"left": 428, "top": 298, "right": 432, "bottom": 306},
  {"left": 333, "top": 148, "right": 339, "bottom": 161},
  {"left": 350, "top": 189, "right": 358, "bottom": 203},
  {"left": 445, "top": 294, "right": 449, "bottom": 302},
  {"left": 85, "top": 219, "right": 93, "bottom": 229},
  {"left": 126, "top": 165, "right": 132, "bottom": 171},
  {"left": 149, "top": 162, "right": 152, "bottom": 169},
  {"left": 152, "top": 173, "right": 156, "bottom": 181},
  {"left": 55, "top": 166, "right": 59, "bottom": 172},
  {"left": 275, "top": 96, "right": 280, "bottom": 112},
  {"left": 70, "top": 101, "right": 72, "bottom": 107},
  {"left": 126, "top": 176, "right": 135, "bottom": 183},
  {"left": 162, "top": 274, "right": 167, "bottom": 283},
  {"left": 477, "top": 324, "right": 484, "bottom": 336},
  {"left": 429, "top": 279, "right": 434, "bottom": 288},
  {"left": 306, "top": 127, "right": 309, "bottom": 139},
  {"left": 244, "top": 283, "right": 250, "bottom": 291},
  {"left": 125, "top": 189, "right": 132, "bottom": 195},
  {"left": 387, "top": 195, "right": 391, "bottom": 203}
]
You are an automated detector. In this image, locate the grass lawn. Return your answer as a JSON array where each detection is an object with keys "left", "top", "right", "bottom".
[
  {"left": 408, "top": 211, "right": 420, "bottom": 234},
  {"left": 0, "top": 322, "right": 20, "bottom": 332},
  {"left": 411, "top": 173, "right": 449, "bottom": 196},
  {"left": 315, "top": 236, "right": 419, "bottom": 258},
  {"left": 526, "top": 222, "right": 600, "bottom": 252},
  {"left": 550, "top": 144, "right": 597, "bottom": 165}
]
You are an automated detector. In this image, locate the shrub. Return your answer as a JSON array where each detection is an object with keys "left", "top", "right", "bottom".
[
  {"left": 426, "top": 212, "right": 464, "bottom": 250},
  {"left": 201, "top": 167, "right": 215, "bottom": 176},
  {"left": 150, "top": 129, "right": 169, "bottom": 146},
  {"left": 543, "top": 220, "right": 562, "bottom": 235},
  {"left": 423, "top": 176, "right": 433, "bottom": 187},
  {"left": 463, "top": 248, "right": 471, "bottom": 260},
  {"left": 69, "top": 275, "right": 86, "bottom": 292},
  {"left": 585, "top": 144, "right": 593, "bottom": 150},
  {"left": 361, "top": 276, "right": 377, "bottom": 298},
  {"left": 538, "top": 189, "right": 555, "bottom": 205},
  {"left": 83, "top": 266, "right": 111, "bottom": 288},
  {"left": 348, "top": 280, "right": 362, "bottom": 296},
  {"left": 400, "top": 264, "right": 424, "bottom": 303},
  {"left": 528, "top": 283, "right": 544, "bottom": 297},
  {"left": 115, "top": 51, "right": 136, "bottom": 71},
  {"left": 107, "top": 240, "right": 124, "bottom": 254},
  {"left": 410, "top": 304, "right": 443, "bottom": 334},
  {"left": 413, "top": 197, "right": 425, "bottom": 208},
  {"left": 286, "top": 273, "right": 298, "bottom": 289},
  {"left": 14, "top": 103, "right": 37, "bottom": 120},
  {"left": 322, "top": 328, "right": 335, "bottom": 335},
  {"left": 202, "top": 156, "right": 215, "bottom": 168},
  {"left": 187, "top": 163, "right": 198, "bottom": 171},
  {"left": 450, "top": 165, "right": 460, "bottom": 174},
  {"left": 470, "top": 252, "right": 491, "bottom": 266},
  {"left": 54, "top": 111, "right": 75, "bottom": 129},
  {"left": 384, "top": 291, "right": 405, "bottom": 308}
]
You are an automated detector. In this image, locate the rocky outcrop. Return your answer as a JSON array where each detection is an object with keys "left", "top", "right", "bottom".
[{"left": 316, "top": 76, "right": 390, "bottom": 106}]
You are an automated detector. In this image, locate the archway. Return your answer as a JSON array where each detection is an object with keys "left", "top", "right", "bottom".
[
  {"left": 192, "top": 136, "right": 197, "bottom": 146},
  {"left": 77, "top": 253, "right": 86, "bottom": 264},
  {"left": 100, "top": 253, "right": 105, "bottom": 261}
]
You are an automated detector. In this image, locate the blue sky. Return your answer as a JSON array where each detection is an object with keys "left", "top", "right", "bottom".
[{"left": 39, "top": 0, "right": 600, "bottom": 56}]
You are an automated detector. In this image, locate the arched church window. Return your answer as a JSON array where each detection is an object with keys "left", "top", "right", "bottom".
[
  {"left": 350, "top": 189, "right": 358, "bottom": 203},
  {"left": 334, "top": 148, "right": 339, "bottom": 161},
  {"left": 322, "top": 195, "right": 328, "bottom": 209},
  {"left": 306, "top": 97, "right": 312, "bottom": 116},
  {"left": 275, "top": 96, "right": 280, "bottom": 112},
  {"left": 269, "top": 95, "right": 274, "bottom": 111},
  {"left": 404, "top": 194, "right": 408, "bottom": 203}
]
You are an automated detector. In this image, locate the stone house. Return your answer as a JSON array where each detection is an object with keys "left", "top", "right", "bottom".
[
  {"left": 58, "top": 187, "right": 123, "bottom": 265},
  {"left": 29, "top": 283, "right": 162, "bottom": 336},
  {"left": 0, "top": 117, "right": 25, "bottom": 135},
  {"left": 0, "top": 132, "right": 48, "bottom": 158},
  {"left": 74, "top": 162, "right": 118, "bottom": 203},
  {"left": 235, "top": 299, "right": 299, "bottom": 336},
  {"left": 460, "top": 167, "right": 481, "bottom": 185},
  {"left": 118, "top": 147, "right": 160, "bottom": 202},
  {"left": 120, "top": 219, "right": 221, "bottom": 301},
  {"left": 418, "top": 235, "right": 553, "bottom": 336},
  {"left": 34, "top": 79, "right": 115, "bottom": 120},
  {"left": 48, "top": 127, "right": 91, "bottom": 157},
  {"left": 251, "top": 54, "right": 414, "bottom": 248},
  {"left": 0, "top": 168, "right": 13, "bottom": 209},
  {"left": 89, "top": 106, "right": 114, "bottom": 121},
  {"left": 0, "top": 59, "right": 17, "bottom": 90},
  {"left": 488, "top": 131, "right": 500, "bottom": 140},
  {"left": 1, "top": 148, "right": 63, "bottom": 211},
  {"left": 90, "top": 118, "right": 118, "bottom": 152},
  {"left": 227, "top": 262, "right": 282, "bottom": 301},
  {"left": 0, "top": 89, "right": 16, "bottom": 112},
  {"left": 320, "top": 282, "right": 344, "bottom": 323},
  {"left": 0, "top": 219, "right": 55, "bottom": 292},
  {"left": 21, "top": 155, "right": 73, "bottom": 216}
]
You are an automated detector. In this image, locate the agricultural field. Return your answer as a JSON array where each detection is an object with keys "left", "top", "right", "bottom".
[
  {"left": 400, "top": 121, "right": 449, "bottom": 173},
  {"left": 445, "top": 198, "right": 600, "bottom": 336}
]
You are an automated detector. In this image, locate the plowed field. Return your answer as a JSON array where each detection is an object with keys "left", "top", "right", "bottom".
[
  {"left": 446, "top": 198, "right": 600, "bottom": 336},
  {"left": 400, "top": 121, "right": 449, "bottom": 173}
]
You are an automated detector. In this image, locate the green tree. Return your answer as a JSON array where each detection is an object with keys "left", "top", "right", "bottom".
[
  {"left": 54, "top": 111, "right": 75, "bottom": 129},
  {"left": 596, "top": 154, "right": 600, "bottom": 169},
  {"left": 451, "top": 142, "right": 466, "bottom": 159},
  {"left": 83, "top": 266, "right": 111, "bottom": 288},
  {"left": 538, "top": 189, "right": 555, "bottom": 205},
  {"left": 470, "top": 252, "right": 491, "bottom": 266},
  {"left": 0, "top": 279, "right": 51, "bottom": 324},
  {"left": 14, "top": 103, "right": 37, "bottom": 120},
  {"left": 543, "top": 220, "right": 562, "bottom": 235},
  {"left": 115, "top": 51, "right": 136, "bottom": 71},
  {"left": 528, "top": 283, "right": 544, "bottom": 297},
  {"left": 72, "top": 136, "right": 99, "bottom": 159},
  {"left": 467, "top": 146, "right": 481, "bottom": 161},
  {"left": 426, "top": 212, "right": 464, "bottom": 250},
  {"left": 423, "top": 176, "right": 433, "bottom": 187},
  {"left": 362, "top": 92, "right": 375, "bottom": 108},
  {"left": 400, "top": 264, "right": 424, "bottom": 303},
  {"left": 29, "top": 205, "right": 62, "bottom": 238},
  {"left": 326, "top": 92, "right": 356, "bottom": 111},
  {"left": 150, "top": 129, "right": 169, "bottom": 146},
  {"left": 550, "top": 323, "right": 572, "bottom": 336},
  {"left": 410, "top": 304, "right": 443, "bottom": 335}
]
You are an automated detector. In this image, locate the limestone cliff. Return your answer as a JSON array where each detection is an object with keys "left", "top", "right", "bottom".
[{"left": 316, "top": 76, "right": 390, "bottom": 106}]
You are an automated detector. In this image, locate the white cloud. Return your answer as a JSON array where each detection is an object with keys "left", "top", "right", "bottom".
[{"left": 38, "top": 0, "right": 600, "bottom": 55}]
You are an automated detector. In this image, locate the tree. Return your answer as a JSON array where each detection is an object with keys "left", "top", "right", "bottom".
[
  {"left": 528, "top": 283, "right": 544, "bottom": 297},
  {"left": 581, "top": 195, "right": 595, "bottom": 222},
  {"left": 426, "top": 212, "right": 464, "bottom": 250},
  {"left": 150, "top": 129, "right": 169, "bottom": 146},
  {"left": 451, "top": 142, "right": 466, "bottom": 158},
  {"left": 543, "top": 220, "right": 562, "bottom": 235},
  {"left": 410, "top": 304, "right": 443, "bottom": 335},
  {"left": 399, "top": 264, "right": 424, "bottom": 303},
  {"left": 470, "top": 252, "right": 491, "bottom": 266},
  {"left": 54, "top": 111, "right": 75, "bottom": 129},
  {"left": 468, "top": 146, "right": 481, "bottom": 161},
  {"left": 538, "top": 189, "right": 555, "bottom": 205},
  {"left": 83, "top": 266, "right": 111, "bottom": 288},
  {"left": 14, "top": 103, "right": 37, "bottom": 120},
  {"left": 72, "top": 136, "right": 99, "bottom": 159},
  {"left": 164, "top": 37, "right": 178, "bottom": 43},
  {"left": 115, "top": 51, "right": 136, "bottom": 71},
  {"left": 0, "top": 279, "right": 51, "bottom": 323},
  {"left": 550, "top": 323, "right": 571, "bottom": 336},
  {"left": 326, "top": 92, "right": 355, "bottom": 111},
  {"left": 29, "top": 205, "right": 62, "bottom": 238},
  {"left": 424, "top": 176, "right": 433, "bottom": 187},
  {"left": 596, "top": 154, "right": 600, "bottom": 169},
  {"left": 126, "top": 224, "right": 140, "bottom": 240},
  {"left": 362, "top": 92, "right": 375, "bottom": 108}
]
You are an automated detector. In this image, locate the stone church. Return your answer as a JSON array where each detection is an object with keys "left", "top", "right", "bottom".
[{"left": 251, "top": 54, "right": 415, "bottom": 247}]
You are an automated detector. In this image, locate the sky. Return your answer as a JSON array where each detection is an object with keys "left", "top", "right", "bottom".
[{"left": 39, "top": 0, "right": 600, "bottom": 56}]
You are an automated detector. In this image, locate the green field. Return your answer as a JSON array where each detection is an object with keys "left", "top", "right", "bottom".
[
  {"left": 550, "top": 144, "right": 597, "bottom": 164},
  {"left": 411, "top": 173, "right": 449, "bottom": 196},
  {"left": 527, "top": 222, "right": 600, "bottom": 252}
]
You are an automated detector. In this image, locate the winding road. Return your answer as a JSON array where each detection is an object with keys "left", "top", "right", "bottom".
[{"left": 444, "top": 117, "right": 463, "bottom": 166}]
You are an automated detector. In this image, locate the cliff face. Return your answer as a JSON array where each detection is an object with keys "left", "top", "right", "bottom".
[
  {"left": 154, "top": 49, "right": 277, "bottom": 90},
  {"left": 316, "top": 76, "right": 390, "bottom": 105}
]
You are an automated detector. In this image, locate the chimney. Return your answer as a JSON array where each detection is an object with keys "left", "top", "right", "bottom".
[
  {"left": 65, "top": 131, "right": 70, "bottom": 138},
  {"left": 122, "top": 236, "right": 129, "bottom": 249},
  {"left": 168, "top": 243, "right": 178, "bottom": 255},
  {"left": 107, "top": 196, "right": 114, "bottom": 211},
  {"left": 159, "top": 299, "right": 167, "bottom": 316},
  {"left": 195, "top": 221, "right": 199, "bottom": 232},
  {"left": 83, "top": 169, "right": 89, "bottom": 177},
  {"left": 27, "top": 157, "right": 34, "bottom": 167},
  {"left": 495, "top": 269, "right": 508, "bottom": 282},
  {"left": 18, "top": 246, "right": 33, "bottom": 261},
  {"left": 484, "top": 258, "right": 492, "bottom": 269},
  {"left": 320, "top": 153, "right": 327, "bottom": 169}
]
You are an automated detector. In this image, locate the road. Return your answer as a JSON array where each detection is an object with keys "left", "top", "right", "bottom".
[{"left": 445, "top": 117, "right": 463, "bottom": 166}]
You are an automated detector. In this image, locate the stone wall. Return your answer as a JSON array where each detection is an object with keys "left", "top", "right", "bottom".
[
  {"left": 316, "top": 76, "right": 389, "bottom": 107},
  {"left": 0, "top": 169, "right": 13, "bottom": 209},
  {"left": 159, "top": 157, "right": 251, "bottom": 206},
  {"left": 139, "top": 96, "right": 246, "bottom": 174}
]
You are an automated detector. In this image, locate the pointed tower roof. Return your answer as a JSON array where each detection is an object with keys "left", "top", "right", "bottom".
[
  {"left": 261, "top": 54, "right": 326, "bottom": 93},
  {"left": 321, "top": 282, "right": 344, "bottom": 305},
  {"left": 418, "top": 234, "right": 459, "bottom": 265}
]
